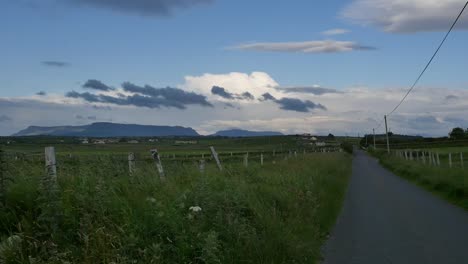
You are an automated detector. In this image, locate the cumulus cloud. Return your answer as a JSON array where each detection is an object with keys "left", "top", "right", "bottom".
[
  {"left": 183, "top": 72, "right": 280, "bottom": 100},
  {"left": 121, "top": 82, "right": 212, "bottom": 107},
  {"left": 343, "top": 0, "right": 468, "bottom": 33},
  {"left": 41, "top": 61, "right": 70, "bottom": 67},
  {"left": 83, "top": 79, "right": 115, "bottom": 91},
  {"left": 275, "top": 85, "right": 342, "bottom": 95},
  {"left": 231, "top": 40, "right": 375, "bottom": 53},
  {"left": 67, "top": 82, "right": 213, "bottom": 109},
  {"left": 3, "top": 72, "right": 468, "bottom": 137},
  {"left": 67, "top": 0, "right": 213, "bottom": 16},
  {"left": 211, "top": 86, "right": 255, "bottom": 100},
  {"left": 261, "top": 93, "right": 326, "bottom": 112},
  {"left": 322, "top": 28, "right": 351, "bottom": 35},
  {"left": 211, "top": 86, "right": 235, "bottom": 99},
  {"left": 275, "top": 98, "right": 326, "bottom": 112}
]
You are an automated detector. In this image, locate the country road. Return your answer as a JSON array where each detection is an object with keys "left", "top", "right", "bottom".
[{"left": 323, "top": 149, "right": 468, "bottom": 264}]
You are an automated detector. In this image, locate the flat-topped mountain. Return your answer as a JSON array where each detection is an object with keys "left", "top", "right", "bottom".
[{"left": 13, "top": 122, "right": 199, "bottom": 137}]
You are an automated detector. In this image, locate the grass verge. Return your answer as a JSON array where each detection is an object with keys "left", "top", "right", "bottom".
[
  {"left": 0, "top": 153, "right": 351, "bottom": 263},
  {"left": 371, "top": 150, "right": 467, "bottom": 210}
]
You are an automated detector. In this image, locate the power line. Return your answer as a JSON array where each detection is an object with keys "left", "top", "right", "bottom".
[
  {"left": 387, "top": 1, "right": 468, "bottom": 116},
  {"left": 370, "top": 1, "right": 468, "bottom": 137}
]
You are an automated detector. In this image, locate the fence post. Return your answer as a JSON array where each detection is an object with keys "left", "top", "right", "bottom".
[
  {"left": 128, "top": 152, "right": 136, "bottom": 174},
  {"left": 45, "top": 147, "right": 57, "bottom": 182},
  {"left": 150, "top": 149, "right": 165, "bottom": 180},
  {"left": 436, "top": 153, "right": 440, "bottom": 167},
  {"left": 260, "top": 153, "right": 264, "bottom": 165},
  {"left": 409, "top": 151, "right": 413, "bottom": 161},
  {"left": 294, "top": 151, "right": 297, "bottom": 158},
  {"left": 210, "top": 146, "right": 223, "bottom": 171},
  {"left": 461, "top": 153, "right": 464, "bottom": 169},
  {"left": 422, "top": 152, "right": 426, "bottom": 164},
  {"left": 199, "top": 160, "right": 205, "bottom": 173},
  {"left": 449, "top": 153, "right": 452, "bottom": 168},
  {"left": 243, "top": 154, "right": 249, "bottom": 167}
]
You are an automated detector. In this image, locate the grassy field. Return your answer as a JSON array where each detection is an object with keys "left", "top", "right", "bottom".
[
  {"left": 0, "top": 140, "right": 351, "bottom": 263},
  {"left": 372, "top": 150, "right": 467, "bottom": 210}
]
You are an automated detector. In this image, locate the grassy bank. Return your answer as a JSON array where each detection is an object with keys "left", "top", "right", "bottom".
[
  {"left": 0, "top": 152, "right": 351, "bottom": 263},
  {"left": 372, "top": 151, "right": 467, "bottom": 210}
]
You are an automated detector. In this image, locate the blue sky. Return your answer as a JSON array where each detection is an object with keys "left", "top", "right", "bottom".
[{"left": 1, "top": 0, "right": 468, "bottom": 136}]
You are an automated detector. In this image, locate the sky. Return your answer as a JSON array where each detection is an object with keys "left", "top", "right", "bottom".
[{"left": 1, "top": 0, "right": 468, "bottom": 136}]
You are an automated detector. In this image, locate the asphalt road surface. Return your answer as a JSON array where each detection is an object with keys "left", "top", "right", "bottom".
[{"left": 323, "top": 149, "right": 468, "bottom": 264}]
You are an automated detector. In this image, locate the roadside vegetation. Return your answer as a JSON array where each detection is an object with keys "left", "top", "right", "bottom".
[
  {"left": 0, "top": 147, "right": 351, "bottom": 263},
  {"left": 371, "top": 150, "right": 467, "bottom": 210}
]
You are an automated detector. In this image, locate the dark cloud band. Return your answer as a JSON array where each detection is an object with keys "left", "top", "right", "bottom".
[{"left": 68, "top": 0, "right": 213, "bottom": 16}]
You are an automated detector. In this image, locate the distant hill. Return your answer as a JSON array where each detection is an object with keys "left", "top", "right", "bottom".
[
  {"left": 212, "top": 129, "right": 283, "bottom": 137},
  {"left": 12, "top": 122, "right": 199, "bottom": 137}
]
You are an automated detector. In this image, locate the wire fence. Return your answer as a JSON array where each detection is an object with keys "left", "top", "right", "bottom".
[{"left": 392, "top": 149, "right": 466, "bottom": 170}]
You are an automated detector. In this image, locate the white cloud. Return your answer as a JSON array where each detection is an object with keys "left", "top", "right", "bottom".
[
  {"left": 1, "top": 72, "right": 468, "bottom": 137},
  {"left": 231, "top": 40, "right": 375, "bottom": 53},
  {"left": 322, "top": 28, "right": 351, "bottom": 35},
  {"left": 343, "top": 0, "right": 468, "bottom": 33},
  {"left": 181, "top": 72, "right": 281, "bottom": 100}
]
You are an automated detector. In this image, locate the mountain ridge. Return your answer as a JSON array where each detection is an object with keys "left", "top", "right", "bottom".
[{"left": 12, "top": 123, "right": 284, "bottom": 138}]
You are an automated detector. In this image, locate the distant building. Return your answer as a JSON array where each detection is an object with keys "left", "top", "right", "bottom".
[
  {"left": 315, "top": 142, "right": 326, "bottom": 147},
  {"left": 81, "top": 140, "right": 89, "bottom": 144},
  {"left": 128, "top": 140, "right": 139, "bottom": 144},
  {"left": 94, "top": 140, "right": 106, "bottom": 144},
  {"left": 148, "top": 139, "right": 158, "bottom": 142}
]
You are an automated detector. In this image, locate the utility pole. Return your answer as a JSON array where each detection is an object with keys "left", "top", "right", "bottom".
[
  {"left": 384, "top": 115, "right": 390, "bottom": 154},
  {"left": 373, "top": 128, "right": 376, "bottom": 149}
]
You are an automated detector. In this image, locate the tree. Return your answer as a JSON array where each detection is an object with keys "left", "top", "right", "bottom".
[
  {"left": 327, "top": 133, "right": 335, "bottom": 140},
  {"left": 449, "top": 127, "right": 465, "bottom": 139}
]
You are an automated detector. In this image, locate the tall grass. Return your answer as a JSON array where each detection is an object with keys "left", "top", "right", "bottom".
[
  {"left": 0, "top": 153, "right": 351, "bottom": 263},
  {"left": 373, "top": 151, "right": 467, "bottom": 210}
]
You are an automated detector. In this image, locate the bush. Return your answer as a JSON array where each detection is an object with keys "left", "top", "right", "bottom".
[{"left": 340, "top": 142, "right": 353, "bottom": 154}]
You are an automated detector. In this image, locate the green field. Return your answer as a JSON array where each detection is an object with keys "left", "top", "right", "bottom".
[
  {"left": 372, "top": 149, "right": 468, "bottom": 210},
  {"left": 0, "top": 137, "right": 351, "bottom": 263}
]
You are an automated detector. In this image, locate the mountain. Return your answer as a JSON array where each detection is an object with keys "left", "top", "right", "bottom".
[
  {"left": 12, "top": 122, "right": 199, "bottom": 137},
  {"left": 212, "top": 129, "right": 283, "bottom": 137}
]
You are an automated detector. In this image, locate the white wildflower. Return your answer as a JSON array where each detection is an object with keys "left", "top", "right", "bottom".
[
  {"left": 189, "top": 206, "right": 202, "bottom": 213},
  {"left": 146, "top": 197, "right": 157, "bottom": 203}
]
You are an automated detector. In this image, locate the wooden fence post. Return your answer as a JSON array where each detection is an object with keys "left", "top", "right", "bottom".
[
  {"left": 436, "top": 153, "right": 440, "bottom": 167},
  {"left": 260, "top": 153, "right": 264, "bottom": 166},
  {"left": 210, "top": 146, "right": 223, "bottom": 171},
  {"left": 45, "top": 147, "right": 57, "bottom": 182},
  {"left": 243, "top": 154, "right": 249, "bottom": 167},
  {"left": 128, "top": 152, "right": 136, "bottom": 174},
  {"left": 150, "top": 149, "right": 165, "bottom": 180},
  {"left": 199, "top": 160, "right": 205, "bottom": 173},
  {"left": 449, "top": 153, "right": 452, "bottom": 168},
  {"left": 461, "top": 153, "right": 464, "bottom": 169},
  {"left": 422, "top": 152, "right": 426, "bottom": 164}
]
